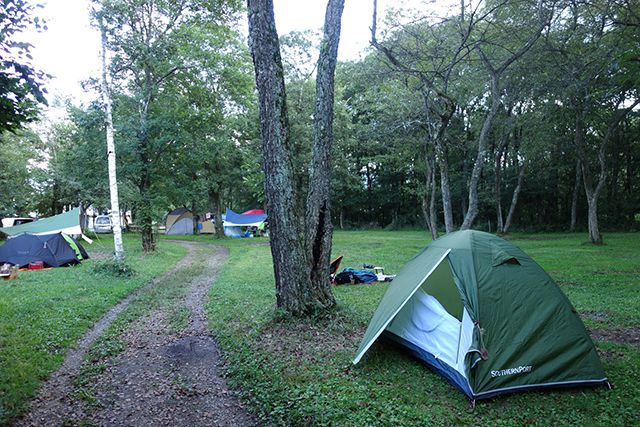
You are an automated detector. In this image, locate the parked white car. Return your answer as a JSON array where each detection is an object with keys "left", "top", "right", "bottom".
[
  {"left": 94, "top": 215, "right": 113, "bottom": 233},
  {"left": 1, "top": 217, "right": 36, "bottom": 228}
]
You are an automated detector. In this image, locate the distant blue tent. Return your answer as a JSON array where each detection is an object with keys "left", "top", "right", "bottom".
[
  {"left": 224, "top": 226, "right": 244, "bottom": 238},
  {"left": 223, "top": 209, "right": 267, "bottom": 227}
]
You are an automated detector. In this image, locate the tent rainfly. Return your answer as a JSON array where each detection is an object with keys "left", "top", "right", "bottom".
[
  {"left": 223, "top": 208, "right": 267, "bottom": 227},
  {"left": 0, "top": 208, "right": 84, "bottom": 238},
  {"left": 353, "top": 230, "right": 607, "bottom": 400},
  {"left": 241, "top": 209, "right": 265, "bottom": 215}
]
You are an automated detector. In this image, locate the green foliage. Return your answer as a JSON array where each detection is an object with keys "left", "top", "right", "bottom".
[
  {"left": 0, "top": 0, "right": 48, "bottom": 133},
  {"left": 323, "top": 0, "right": 640, "bottom": 232},
  {"left": 0, "top": 129, "right": 44, "bottom": 216},
  {"left": 34, "top": 107, "right": 115, "bottom": 216},
  {"left": 28, "top": 0, "right": 638, "bottom": 236},
  {"left": 207, "top": 231, "right": 640, "bottom": 426},
  {"left": 90, "top": 258, "right": 135, "bottom": 278},
  {"left": 0, "top": 235, "right": 186, "bottom": 424},
  {"left": 72, "top": 1, "right": 256, "bottom": 240}
]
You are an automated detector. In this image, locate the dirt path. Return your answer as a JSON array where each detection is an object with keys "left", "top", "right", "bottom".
[{"left": 18, "top": 242, "right": 257, "bottom": 427}]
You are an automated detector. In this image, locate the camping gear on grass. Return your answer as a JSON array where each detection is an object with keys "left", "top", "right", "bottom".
[
  {"left": 335, "top": 268, "right": 378, "bottom": 285},
  {"left": 28, "top": 261, "right": 44, "bottom": 270},
  {"left": 330, "top": 255, "right": 343, "bottom": 280},
  {"left": 199, "top": 218, "right": 214, "bottom": 234},
  {"left": 0, "top": 233, "right": 89, "bottom": 268},
  {"left": 366, "top": 265, "right": 395, "bottom": 282},
  {"left": 223, "top": 226, "right": 244, "bottom": 238},
  {"left": 353, "top": 230, "right": 607, "bottom": 400},
  {"left": 0, "top": 263, "right": 18, "bottom": 280}
]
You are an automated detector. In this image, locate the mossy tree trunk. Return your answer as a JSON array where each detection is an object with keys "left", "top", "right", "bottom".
[
  {"left": 305, "top": 0, "right": 344, "bottom": 305},
  {"left": 247, "top": 0, "right": 344, "bottom": 316}
]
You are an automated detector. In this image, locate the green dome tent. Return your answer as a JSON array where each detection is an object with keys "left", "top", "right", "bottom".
[{"left": 353, "top": 230, "right": 607, "bottom": 400}]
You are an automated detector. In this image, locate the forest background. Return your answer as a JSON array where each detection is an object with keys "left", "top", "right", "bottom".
[{"left": 1, "top": 0, "right": 638, "bottom": 246}]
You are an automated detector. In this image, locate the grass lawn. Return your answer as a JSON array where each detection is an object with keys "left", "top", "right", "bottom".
[
  {"left": 206, "top": 230, "right": 640, "bottom": 426},
  {"left": 0, "top": 234, "right": 186, "bottom": 425}
]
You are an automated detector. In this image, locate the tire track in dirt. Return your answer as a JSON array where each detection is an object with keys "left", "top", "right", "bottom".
[{"left": 18, "top": 242, "right": 257, "bottom": 427}]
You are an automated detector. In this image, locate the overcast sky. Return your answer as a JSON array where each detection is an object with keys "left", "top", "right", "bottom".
[{"left": 23, "top": 0, "right": 446, "bottom": 111}]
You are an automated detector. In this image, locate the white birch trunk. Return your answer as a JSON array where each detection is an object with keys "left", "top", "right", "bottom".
[{"left": 100, "top": 19, "right": 125, "bottom": 262}]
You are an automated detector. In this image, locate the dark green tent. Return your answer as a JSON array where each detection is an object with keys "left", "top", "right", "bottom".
[{"left": 353, "top": 230, "right": 607, "bottom": 400}]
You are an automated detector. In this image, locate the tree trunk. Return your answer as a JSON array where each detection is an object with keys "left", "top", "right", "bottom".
[
  {"left": 421, "top": 150, "right": 439, "bottom": 240},
  {"left": 138, "top": 170, "right": 155, "bottom": 253},
  {"left": 365, "top": 164, "right": 373, "bottom": 220},
  {"left": 100, "top": 18, "right": 124, "bottom": 262},
  {"left": 494, "top": 144, "right": 505, "bottom": 233},
  {"left": 502, "top": 161, "right": 525, "bottom": 234},
  {"left": 425, "top": 92, "right": 455, "bottom": 234},
  {"left": 137, "top": 66, "right": 155, "bottom": 253},
  {"left": 585, "top": 197, "right": 601, "bottom": 244},
  {"left": 461, "top": 73, "right": 500, "bottom": 230},
  {"left": 249, "top": 0, "right": 341, "bottom": 316},
  {"left": 138, "top": 158, "right": 155, "bottom": 252},
  {"left": 191, "top": 199, "right": 199, "bottom": 235},
  {"left": 462, "top": 19, "right": 546, "bottom": 230},
  {"left": 575, "top": 111, "right": 605, "bottom": 245},
  {"left": 208, "top": 188, "right": 224, "bottom": 239},
  {"left": 460, "top": 117, "right": 471, "bottom": 220},
  {"left": 572, "top": 104, "right": 601, "bottom": 243},
  {"left": 429, "top": 169, "right": 438, "bottom": 238},
  {"left": 305, "top": 0, "right": 344, "bottom": 308},
  {"left": 570, "top": 158, "right": 581, "bottom": 231},
  {"left": 574, "top": 97, "right": 639, "bottom": 244},
  {"left": 438, "top": 145, "right": 455, "bottom": 233}
]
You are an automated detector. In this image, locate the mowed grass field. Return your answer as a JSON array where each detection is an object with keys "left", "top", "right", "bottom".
[
  {"left": 207, "top": 231, "right": 640, "bottom": 426},
  {"left": 0, "top": 231, "right": 638, "bottom": 426},
  {"left": 0, "top": 234, "right": 186, "bottom": 425}
]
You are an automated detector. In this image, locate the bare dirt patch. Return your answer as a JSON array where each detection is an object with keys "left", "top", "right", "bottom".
[
  {"left": 581, "top": 311, "right": 611, "bottom": 322},
  {"left": 589, "top": 327, "right": 640, "bottom": 346},
  {"left": 255, "top": 315, "right": 365, "bottom": 365},
  {"left": 18, "top": 242, "right": 257, "bottom": 427}
]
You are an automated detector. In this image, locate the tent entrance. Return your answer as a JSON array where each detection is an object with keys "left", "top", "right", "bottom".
[
  {"left": 386, "top": 257, "right": 474, "bottom": 382},
  {"left": 420, "top": 257, "right": 463, "bottom": 321}
]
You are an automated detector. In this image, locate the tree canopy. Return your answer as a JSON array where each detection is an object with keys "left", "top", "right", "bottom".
[
  {"left": 3, "top": 0, "right": 638, "bottom": 251},
  {"left": 0, "top": 0, "right": 48, "bottom": 133}
]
